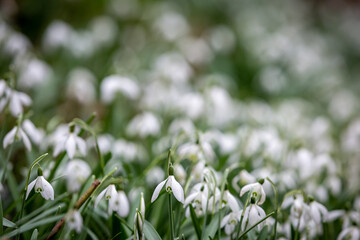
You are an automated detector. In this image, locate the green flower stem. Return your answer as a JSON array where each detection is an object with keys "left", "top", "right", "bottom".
[
  {"left": 236, "top": 192, "right": 251, "bottom": 239},
  {"left": 266, "top": 177, "right": 278, "bottom": 240},
  {"left": 16, "top": 153, "right": 48, "bottom": 240},
  {"left": 0, "top": 141, "right": 14, "bottom": 184},
  {"left": 238, "top": 211, "right": 275, "bottom": 239},
  {"left": 168, "top": 194, "right": 174, "bottom": 240},
  {"left": 218, "top": 168, "right": 229, "bottom": 239}
]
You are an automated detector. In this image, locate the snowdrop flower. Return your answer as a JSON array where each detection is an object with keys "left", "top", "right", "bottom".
[
  {"left": 100, "top": 75, "right": 140, "bottom": 103},
  {"left": 337, "top": 226, "right": 360, "bottom": 240},
  {"left": 3, "top": 123, "right": 32, "bottom": 151},
  {"left": 210, "top": 188, "right": 240, "bottom": 213},
  {"left": 66, "top": 68, "right": 96, "bottom": 104},
  {"left": 326, "top": 206, "right": 360, "bottom": 229},
  {"left": 241, "top": 197, "right": 266, "bottom": 231},
  {"left": 0, "top": 88, "right": 32, "bottom": 117},
  {"left": 53, "top": 125, "right": 87, "bottom": 159},
  {"left": 18, "top": 58, "right": 52, "bottom": 89},
  {"left": 151, "top": 166, "right": 184, "bottom": 204},
  {"left": 108, "top": 190, "right": 130, "bottom": 217},
  {"left": 95, "top": 184, "right": 117, "bottom": 207},
  {"left": 221, "top": 211, "right": 241, "bottom": 235},
  {"left": 21, "top": 119, "right": 45, "bottom": 145},
  {"left": 26, "top": 168, "right": 54, "bottom": 200},
  {"left": 66, "top": 210, "right": 83, "bottom": 233},
  {"left": 184, "top": 183, "right": 210, "bottom": 217},
  {"left": 146, "top": 167, "right": 165, "bottom": 186},
  {"left": 127, "top": 112, "right": 161, "bottom": 138},
  {"left": 64, "top": 160, "right": 91, "bottom": 193},
  {"left": 308, "top": 197, "right": 328, "bottom": 224},
  {"left": 174, "top": 164, "right": 187, "bottom": 185},
  {"left": 240, "top": 179, "right": 266, "bottom": 205},
  {"left": 283, "top": 195, "right": 310, "bottom": 232}
]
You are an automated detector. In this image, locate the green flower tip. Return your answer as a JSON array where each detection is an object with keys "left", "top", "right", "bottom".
[
  {"left": 37, "top": 167, "right": 43, "bottom": 176},
  {"left": 258, "top": 178, "right": 265, "bottom": 185}
]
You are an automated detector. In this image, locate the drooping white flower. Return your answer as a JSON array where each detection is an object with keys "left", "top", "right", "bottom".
[
  {"left": 308, "top": 198, "right": 328, "bottom": 224},
  {"left": 210, "top": 189, "right": 240, "bottom": 213},
  {"left": 3, "top": 125, "right": 32, "bottom": 151},
  {"left": 0, "top": 88, "right": 32, "bottom": 117},
  {"left": 337, "top": 226, "right": 360, "bottom": 240},
  {"left": 64, "top": 159, "right": 91, "bottom": 193},
  {"left": 184, "top": 183, "right": 210, "bottom": 217},
  {"left": 221, "top": 211, "right": 241, "bottom": 235},
  {"left": 95, "top": 184, "right": 118, "bottom": 207},
  {"left": 21, "top": 119, "right": 45, "bottom": 145},
  {"left": 100, "top": 75, "right": 140, "bottom": 103},
  {"left": 66, "top": 68, "right": 96, "bottom": 104},
  {"left": 240, "top": 179, "right": 266, "bottom": 205},
  {"left": 146, "top": 167, "right": 165, "bottom": 187},
  {"left": 151, "top": 170, "right": 184, "bottom": 204},
  {"left": 66, "top": 210, "right": 83, "bottom": 233},
  {"left": 53, "top": 125, "right": 87, "bottom": 159},
  {"left": 126, "top": 112, "right": 161, "bottom": 138},
  {"left": 241, "top": 198, "right": 266, "bottom": 231},
  {"left": 26, "top": 169, "right": 54, "bottom": 200},
  {"left": 283, "top": 195, "right": 310, "bottom": 232},
  {"left": 108, "top": 190, "right": 130, "bottom": 217}
]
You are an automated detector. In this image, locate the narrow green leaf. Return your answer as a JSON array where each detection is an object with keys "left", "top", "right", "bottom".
[
  {"left": 30, "top": 229, "right": 38, "bottom": 240},
  {"left": 203, "top": 211, "right": 222, "bottom": 240},
  {"left": 4, "top": 214, "right": 65, "bottom": 238},
  {"left": 3, "top": 217, "right": 17, "bottom": 228},
  {"left": 143, "top": 220, "right": 162, "bottom": 240},
  {"left": 189, "top": 205, "right": 202, "bottom": 240},
  {"left": 85, "top": 226, "right": 99, "bottom": 240}
]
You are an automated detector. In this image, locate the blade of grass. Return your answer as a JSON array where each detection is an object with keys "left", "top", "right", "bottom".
[{"left": 189, "top": 205, "right": 201, "bottom": 240}]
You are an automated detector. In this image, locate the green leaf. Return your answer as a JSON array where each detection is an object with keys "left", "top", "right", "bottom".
[
  {"left": 3, "top": 217, "right": 17, "bottom": 228},
  {"left": 143, "top": 220, "right": 162, "bottom": 240},
  {"left": 85, "top": 226, "right": 99, "bottom": 240},
  {"left": 202, "top": 211, "right": 222, "bottom": 240},
  {"left": 30, "top": 229, "right": 38, "bottom": 240},
  {"left": 257, "top": 225, "right": 268, "bottom": 240},
  {"left": 4, "top": 214, "right": 65, "bottom": 238},
  {"left": 189, "top": 205, "right": 202, "bottom": 240},
  {"left": 0, "top": 194, "right": 3, "bottom": 234}
]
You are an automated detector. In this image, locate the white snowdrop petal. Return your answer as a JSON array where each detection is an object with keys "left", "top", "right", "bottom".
[
  {"left": 240, "top": 183, "right": 254, "bottom": 197},
  {"left": 220, "top": 214, "right": 230, "bottom": 228},
  {"left": 95, "top": 188, "right": 107, "bottom": 207},
  {"left": 19, "top": 129, "right": 32, "bottom": 151},
  {"left": 117, "top": 191, "right": 130, "bottom": 217},
  {"left": 226, "top": 191, "right": 240, "bottom": 212},
  {"left": 76, "top": 137, "right": 87, "bottom": 156},
  {"left": 66, "top": 135, "right": 76, "bottom": 158},
  {"left": 18, "top": 92, "right": 32, "bottom": 106},
  {"left": 40, "top": 176, "right": 54, "bottom": 200},
  {"left": 26, "top": 179, "right": 36, "bottom": 199},
  {"left": 170, "top": 176, "right": 184, "bottom": 204},
  {"left": 9, "top": 94, "right": 22, "bottom": 116},
  {"left": 151, "top": 179, "right": 166, "bottom": 203},
  {"left": 3, "top": 127, "right": 17, "bottom": 149},
  {"left": 184, "top": 192, "right": 197, "bottom": 206}
]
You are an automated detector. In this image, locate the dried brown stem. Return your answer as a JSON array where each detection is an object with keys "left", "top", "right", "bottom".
[{"left": 46, "top": 180, "right": 100, "bottom": 240}]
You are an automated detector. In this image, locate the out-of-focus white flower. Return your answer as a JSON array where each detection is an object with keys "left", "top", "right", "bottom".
[
  {"left": 177, "top": 137, "right": 215, "bottom": 163},
  {"left": 168, "top": 118, "right": 196, "bottom": 136},
  {"left": 178, "top": 37, "right": 213, "bottom": 65},
  {"left": 112, "top": 139, "right": 146, "bottom": 162},
  {"left": 3, "top": 124, "right": 32, "bottom": 151},
  {"left": 0, "top": 88, "right": 32, "bottom": 117},
  {"left": 154, "top": 52, "right": 193, "bottom": 83},
  {"left": 174, "top": 164, "right": 186, "bottom": 185},
  {"left": 213, "top": 189, "right": 240, "bottom": 213},
  {"left": 66, "top": 68, "right": 96, "bottom": 104},
  {"left": 90, "top": 16, "right": 117, "bottom": 47},
  {"left": 18, "top": 59, "right": 52, "bottom": 89},
  {"left": 232, "top": 170, "right": 257, "bottom": 192},
  {"left": 4, "top": 32, "right": 30, "bottom": 56},
  {"left": 284, "top": 195, "right": 309, "bottom": 232},
  {"left": 240, "top": 179, "right": 266, "bottom": 205},
  {"left": 43, "top": 21, "right": 72, "bottom": 51},
  {"left": 327, "top": 209, "right": 360, "bottom": 229},
  {"left": 308, "top": 198, "right": 328, "bottom": 224},
  {"left": 100, "top": 75, "right": 140, "bottom": 103},
  {"left": 109, "top": 190, "right": 130, "bottom": 217},
  {"left": 21, "top": 119, "right": 45, "bottom": 145},
  {"left": 65, "top": 160, "right": 91, "bottom": 193},
  {"left": 221, "top": 211, "right": 241, "bottom": 235},
  {"left": 241, "top": 198, "right": 266, "bottom": 231},
  {"left": 53, "top": 125, "right": 87, "bottom": 159},
  {"left": 127, "top": 112, "right": 161, "bottom": 138},
  {"left": 26, "top": 169, "right": 54, "bottom": 200},
  {"left": 337, "top": 226, "right": 360, "bottom": 240},
  {"left": 66, "top": 210, "right": 83, "bottom": 233},
  {"left": 154, "top": 12, "right": 189, "bottom": 41},
  {"left": 95, "top": 184, "right": 118, "bottom": 207},
  {"left": 184, "top": 183, "right": 210, "bottom": 217},
  {"left": 146, "top": 167, "right": 165, "bottom": 186},
  {"left": 176, "top": 92, "right": 204, "bottom": 120},
  {"left": 151, "top": 170, "right": 184, "bottom": 204},
  {"left": 209, "top": 25, "right": 236, "bottom": 54}
]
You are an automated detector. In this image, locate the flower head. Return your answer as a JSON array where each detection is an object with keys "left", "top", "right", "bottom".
[
  {"left": 95, "top": 184, "right": 117, "bottom": 207},
  {"left": 26, "top": 168, "right": 54, "bottom": 200},
  {"left": 66, "top": 210, "right": 83, "bottom": 233},
  {"left": 241, "top": 197, "right": 266, "bottom": 231},
  {"left": 151, "top": 166, "right": 184, "bottom": 204},
  {"left": 240, "top": 179, "right": 266, "bottom": 205},
  {"left": 221, "top": 211, "right": 241, "bottom": 235},
  {"left": 108, "top": 190, "right": 130, "bottom": 217}
]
